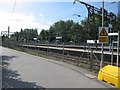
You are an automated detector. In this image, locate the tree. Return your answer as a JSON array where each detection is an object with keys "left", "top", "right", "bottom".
[
  {"left": 39, "top": 20, "right": 83, "bottom": 44},
  {"left": 10, "top": 28, "right": 38, "bottom": 43},
  {"left": 39, "top": 12, "right": 119, "bottom": 45},
  {"left": 112, "top": 13, "right": 120, "bottom": 32},
  {"left": 39, "top": 29, "right": 49, "bottom": 43}
]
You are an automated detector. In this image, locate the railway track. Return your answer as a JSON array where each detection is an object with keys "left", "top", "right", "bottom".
[
  {"left": 18, "top": 45, "right": 120, "bottom": 70},
  {"left": 19, "top": 44, "right": 120, "bottom": 56}
]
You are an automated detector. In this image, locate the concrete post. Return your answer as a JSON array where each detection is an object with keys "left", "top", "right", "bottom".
[
  {"left": 116, "top": 31, "right": 120, "bottom": 66},
  {"left": 90, "top": 49, "right": 93, "bottom": 71},
  {"left": 62, "top": 42, "right": 65, "bottom": 62},
  {"left": 111, "top": 42, "right": 114, "bottom": 65}
]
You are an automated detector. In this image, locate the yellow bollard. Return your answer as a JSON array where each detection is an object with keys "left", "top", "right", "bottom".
[{"left": 98, "top": 65, "right": 120, "bottom": 88}]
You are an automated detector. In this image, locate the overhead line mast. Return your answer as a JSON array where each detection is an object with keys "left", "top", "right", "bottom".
[
  {"left": 73, "top": 0, "right": 117, "bottom": 69},
  {"left": 73, "top": 0, "right": 116, "bottom": 25}
]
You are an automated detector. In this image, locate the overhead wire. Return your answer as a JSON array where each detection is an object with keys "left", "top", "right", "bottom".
[
  {"left": 8, "top": 1, "right": 118, "bottom": 31},
  {"left": 47, "top": 4, "right": 88, "bottom": 22},
  {"left": 104, "top": 2, "right": 116, "bottom": 7},
  {"left": 1, "top": 0, "right": 17, "bottom": 35},
  {"left": 12, "top": 0, "right": 17, "bottom": 14},
  {"left": 105, "top": 2, "right": 118, "bottom": 16},
  {"left": 53, "top": 1, "right": 118, "bottom": 22},
  {"left": 60, "top": 10, "right": 87, "bottom": 21},
  {"left": 9, "top": 1, "right": 118, "bottom": 23},
  {"left": 9, "top": 0, "right": 17, "bottom": 25},
  {"left": 45, "top": 3, "right": 75, "bottom": 20},
  {"left": 7, "top": 0, "right": 17, "bottom": 36}
]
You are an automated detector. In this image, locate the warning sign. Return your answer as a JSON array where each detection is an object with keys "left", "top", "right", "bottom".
[
  {"left": 99, "top": 28, "right": 108, "bottom": 36},
  {"left": 99, "top": 27, "right": 108, "bottom": 36},
  {"left": 99, "top": 27, "right": 108, "bottom": 43},
  {"left": 99, "top": 37, "right": 108, "bottom": 43}
]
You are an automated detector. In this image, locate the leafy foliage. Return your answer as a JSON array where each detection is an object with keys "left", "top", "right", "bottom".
[
  {"left": 2, "top": 13, "right": 120, "bottom": 46},
  {"left": 39, "top": 20, "right": 83, "bottom": 44},
  {"left": 39, "top": 12, "right": 120, "bottom": 44},
  {"left": 10, "top": 28, "right": 38, "bottom": 43}
]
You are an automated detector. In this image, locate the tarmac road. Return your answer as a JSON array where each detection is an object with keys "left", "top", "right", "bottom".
[{"left": 1, "top": 46, "right": 114, "bottom": 88}]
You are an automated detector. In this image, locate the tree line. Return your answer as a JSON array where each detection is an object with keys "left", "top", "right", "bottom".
[
  {"left": 39, "top": 13, "right": 120, "bottom": 44},
  {"left": 2, "top": 13, "right": 120, "bottom": 46}
]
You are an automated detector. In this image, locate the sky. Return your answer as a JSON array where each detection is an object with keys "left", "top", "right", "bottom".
[
  {"left": 0, "top": 0, "right": 119, "bottom": 35},
  {"left": 118, "top": 1, "right": 120, "bottom": 13}
]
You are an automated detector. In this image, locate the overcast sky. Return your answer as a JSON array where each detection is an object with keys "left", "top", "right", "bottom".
[{"left": 0, "top": 0, "right": 119, "bottom": 35}]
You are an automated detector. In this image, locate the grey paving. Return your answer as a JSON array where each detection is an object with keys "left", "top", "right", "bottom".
[{"left": 1, "top": 46, "right": 114, "bottom": 88}]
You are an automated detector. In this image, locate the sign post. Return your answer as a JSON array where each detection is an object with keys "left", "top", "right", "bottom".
[
  {"left": 99, "top": 27, "right": 108, "bottom": 69},
  {"left": 100, "top": 0, "right": 104, "bottom": 69},
  {"left": 99, "top": 27, "right": 108, "bottom": 43}
]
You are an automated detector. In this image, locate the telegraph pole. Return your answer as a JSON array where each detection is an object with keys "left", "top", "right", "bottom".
[{"left": 100, "top": 0, "right": 104, "bottom": 69}]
